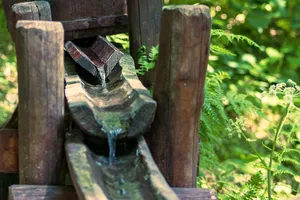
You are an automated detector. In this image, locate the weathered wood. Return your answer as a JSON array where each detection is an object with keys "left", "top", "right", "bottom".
[
  {"left": 16, "top": 20, "right": 65, "bottom": 185},
  {"left": 127, "top": 0, "right": 162, "bottom": 86},
  {"left": 8, "top": 185, "right": 218, "bottom": 200},
  {"left": 148, "top": 5, "right": 211, "bottom": 187},
  {"left": 65, "top": 36, "right": 123, "bottom": 81},
  {"left": 173, "top": 188, "right": 217, "bottom": 200},
  {"left": 9, "top": 185, "right": 78, "bottom": 200},
  {"left": 8, "top": 1, "right": 52, "bottom": 42},
  {"left": 65, "top": 132, "right": 178, "bottom": 200},
  {"left": 0, "top": 129, "right": 18, "bottom": 200},
  {"left": 64, "top": 50, "right": 157, "bottom": 139},
  {"left": 3, "top": 0, "right": 128, "bottom": 40},
  {"left": 0, "top": 129, "right": 18, "bottom": 173}
]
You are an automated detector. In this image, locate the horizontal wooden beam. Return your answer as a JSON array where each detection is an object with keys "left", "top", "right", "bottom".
[
  {"left": 0, "top": 130, "right": 18, "bottom": 173},
  {"left": 9, "top": 185, "right": 217, "bottom": 200}
]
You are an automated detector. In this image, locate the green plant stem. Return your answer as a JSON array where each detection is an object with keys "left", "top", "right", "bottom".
[
  {"left": 267, "top": 103, "right": 292, "bottom": 200},
  {"left": 240, "top": 131, "right": 268, "bottom": 169}
]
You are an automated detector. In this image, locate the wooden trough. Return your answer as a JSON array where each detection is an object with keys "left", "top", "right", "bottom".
[{"left": 0, "top": 0, "right": 215, "bottom": 199}]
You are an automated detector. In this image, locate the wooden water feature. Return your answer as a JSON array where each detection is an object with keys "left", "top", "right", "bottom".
[{"left": 0, "top": 0, "right": 217, "bottom": 199}]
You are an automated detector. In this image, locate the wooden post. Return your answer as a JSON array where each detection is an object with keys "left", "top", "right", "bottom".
[
  {"left": 126, "top": 0, "right": 162, "bottom": 87},
  {"left": 15, "top": 20, "right": 65, "bottom": 185},
  {"left": 148, "top": 5, "right": 211, "bottom": 187},
  {"left": 9, "top": 1, "right": 52, "bottom": 42}
]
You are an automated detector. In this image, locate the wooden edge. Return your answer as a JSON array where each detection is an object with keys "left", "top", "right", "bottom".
[
  {"left": 9, "top": 185, "right": 78, "bottom": 200},
  {"left": 0, "top": 129, "right": 18, "bottom": 173},
  {"left": 9, "top": 185, "right": 217, "bottom": 200}
]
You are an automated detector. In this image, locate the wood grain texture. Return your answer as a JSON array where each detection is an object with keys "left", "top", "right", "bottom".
[
  {"left": 16, "top": 20, "right": 65, "bottom": 185},
  {"left": 0, "top": 130, "right": 19, "bottom": 200},
  {"left": 0, "top": 129, "right": 18, "bottom": 173},
  {"left": 173, "top": 188, "right": 217, "bottom": 200},
  {"left": 65, "top": 132, "right": 178, "bottom": 200},
  {"left": 3, "top": 0, "right": 128, "bottom": 40},
  {"left": 8, "top": 185, "right": 218, "bottom": 200},
  {"left": 147, "top": 5, "right": 212, "bottom": 187},
  {"left": 8, "top": 1, "right": 52, "bottom": 42},
  {"left": 64, "top": 52, "right": 156, "bottom": 139},
  {"left": 127, "top": 0, "right": 162, "bottom": 87},
  {"left": 9, "top": 185, "right": 78, "bottom": 200}
]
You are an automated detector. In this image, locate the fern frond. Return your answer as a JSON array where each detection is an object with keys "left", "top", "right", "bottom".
[
  {"left": 211, "top": 29, "right": 262, "bottom": 50},
  {"left": 210, "top": 45, "right": 236, "bottom": 56}
]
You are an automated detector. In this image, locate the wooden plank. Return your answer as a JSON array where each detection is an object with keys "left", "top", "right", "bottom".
[
  {"left": 9, "top": 185, "right": 78, "bottom": 200},
  {"left": 3, "top": 0, "right": 128, "bottom": 40},
  {"left": 147, "top": 5, "right": 212, "bottom": 187},
  {"left": 15, "top": 20, "right": 65, "bottom": 185},
  {"left": 9, "top": 1, "right": 52, "bottom": 42},
  {"left": 173, "top": 188, "right": 217, "bottom": 200},
  {"left": 127, "top": 0, "right": 162, "bottom": 87},
  {"left": 0, "top": 130, "right": 18, "bottom": 173},
  {"left": 8, "top": 185, "right": 217, "bottom": 200}
]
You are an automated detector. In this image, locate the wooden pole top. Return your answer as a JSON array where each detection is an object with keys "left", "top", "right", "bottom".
[{"left": 16, "top": 20, "right": 63, "bottom": 32}]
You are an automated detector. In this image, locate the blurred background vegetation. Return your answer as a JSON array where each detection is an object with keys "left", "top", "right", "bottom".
[{"left": 0, "top": 0, "right": 299, "bottom": 199}]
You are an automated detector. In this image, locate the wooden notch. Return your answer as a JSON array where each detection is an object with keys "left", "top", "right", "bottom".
[
  {"left": 16, "top": 20, "right": 65, "bottom": 185},
  {"left": 148, "top": 5, "right": 212, "bottom": 187},
  {"left": 9, "top": 1, "right": 52, "bottom": 42}
]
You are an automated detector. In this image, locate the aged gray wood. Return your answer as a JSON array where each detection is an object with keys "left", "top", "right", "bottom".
[
  {"left": 148, "top": 5, "right": 212, "bottom": 187},
  {"left": 9, "top": 1, "right": 52, "bottom": 41},
  {"left": 16, "top": 20, "right": 65, "bottom": 185},
  {"left": 3, "top": 0, "right": 128, "bottom": 40},
  {"left": 9, "top": 185, "right": 78, "bottom": 200},
  {"left": 127, "top": 0, "right": 162, "bottom": 86}
]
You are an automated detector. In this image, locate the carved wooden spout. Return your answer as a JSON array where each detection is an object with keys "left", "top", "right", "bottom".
[{"left": 64, "top": 36, "right": 157, "bottom": 139}]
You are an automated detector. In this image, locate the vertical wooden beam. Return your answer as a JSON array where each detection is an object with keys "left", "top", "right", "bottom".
[
  {"left": 16, "top": 20, "right": 65, "bottom": 185},
  {"left": 9, "top": 1, "right": 52, "bottom": 42},
  {"left": 126, "top": 0, "right": 162, "bottom": 87},
  {"left": 148, "top": 5, "right": 211, "bottom": 187}
]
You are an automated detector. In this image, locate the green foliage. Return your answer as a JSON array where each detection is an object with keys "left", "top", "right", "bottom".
[
  {"left": 136, "top": 45, "right": 159, "bottom": 75},
  {"left": 0, "top": 1, "right": 18, "bottom": 125}
]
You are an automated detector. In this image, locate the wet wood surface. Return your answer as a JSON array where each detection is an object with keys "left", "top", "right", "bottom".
[
  {"left": 16, "top": 20, "right": 65, "bottom": 185},
  {"left": 65, "top": 41, "right": 156, "bottom": 139},
  {"left": 3, "top": 0, "right": 128, "bottom": 40},
  {"left": 9, "top": 185, "right": 217, "bottom": 200},
  {"left": 65, "top": 133, "right": 178, "bottom": 200},
  {"left": 127, "top": 0, "right": 162, "bottom": 86},
  {"left": 148, "top": 5, "right": 212, "bottom": 187}
]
